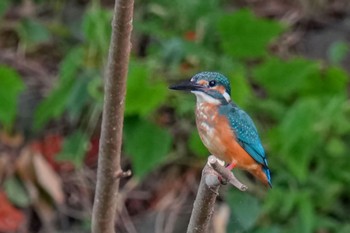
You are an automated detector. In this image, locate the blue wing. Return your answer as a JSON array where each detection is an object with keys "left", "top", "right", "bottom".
[{"left": 219, "top": 104, "right": 270, "bottom": 168}]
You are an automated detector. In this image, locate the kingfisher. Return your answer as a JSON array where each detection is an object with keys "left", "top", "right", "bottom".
[{"left": 170, "top": 72, "right": 271, "bottom": 187}]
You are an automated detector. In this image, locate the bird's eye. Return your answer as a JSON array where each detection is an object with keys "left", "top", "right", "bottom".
[{"left": 209, "top": 80, "right": 216, "bottom": 87}]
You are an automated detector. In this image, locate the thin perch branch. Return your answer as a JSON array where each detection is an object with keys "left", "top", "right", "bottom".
[
  {"left": 91, "top": 0, "right": 134, "bottom": 233},
  {"left": 187, "top": 155, "right": 247, "bottom": 233},
  {"left": 208, "top": 155, "right": 247, "bottom": 191},
  {"left": 115, "top": 169, "right": 132, "bottom": 179}
]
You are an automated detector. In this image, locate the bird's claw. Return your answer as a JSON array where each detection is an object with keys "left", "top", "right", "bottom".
[{"left": 217, "top": 175, "right": 228, "bottom": 185}]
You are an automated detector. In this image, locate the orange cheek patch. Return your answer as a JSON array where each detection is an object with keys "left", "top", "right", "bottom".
[
  {"left": 213, "top": 85, "right": 225, "bottom": 94},
  {"left": 197, "top": 80, "right": 208, "bottom": 86}
]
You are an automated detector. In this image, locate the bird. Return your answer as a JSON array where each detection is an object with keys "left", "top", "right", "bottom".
[{"left": 169, "top": 71, "right": 271, "bottom": 187}]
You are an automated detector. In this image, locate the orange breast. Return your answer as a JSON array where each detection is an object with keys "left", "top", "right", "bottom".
[
  {"left": 195, "top": 103, "right": 269, "bottom": 185},
  {"left": 195, "top": 103, "right": 259, "bottom": 170}
]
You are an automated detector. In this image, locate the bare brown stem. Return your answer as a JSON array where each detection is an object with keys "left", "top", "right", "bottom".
[{"left": 91, "top": 0, "right": 134, "bottom": 233}]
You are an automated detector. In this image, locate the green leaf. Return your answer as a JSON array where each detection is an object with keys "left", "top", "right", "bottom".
[
  {"left": 56, "top": 130, "right": 89, "bottom": 168},
  {"left": 276, "top": 96, "right": 348, "bottom": 183},
  {"left": 328, "top": 41, "right": 349, "bottom": 64},
  {"left": 82, "top": 6, "right": 112, "bottom": 54},
  {"left": 253, "top": 226, "right": 282, "bottom": 233},
  {"left": 339, "top": 224, "right": 350, "bottom": 233},
  {"left": 314, "top": 96, "right": 349, "bottom": 135},
  {"left": 278, "top": 98, "right": 322, "bottom": 182},
  {"left": 301, "top": 66, "right": 348, "bottom": 97},
  {"left": 87, "top": 76, "right": 103, "bottom": 102},
  {"left": 59, "top": 47, "right": 84, "bottom": 82},
  {"left": 66, "top": 70, "right": 96, "bottom": 121},
  {"left": 298, "top": 192, "right": 315, "bottom": 233},
  {"left": 0, "top": 0, "right": 10, "bottom": 18},
  {"left": 188, "top": 131, "right": 207, "bottom": 157},
  {"left": 34, "top": 48, "right": 84, "bottom": 129},
  {"left": 279, "top": 190, "right": 298, "bottom": 218},
  {"left": 173, "top": 94, "right": 196, "bottom": 117},
  {"left": 317, "top": 216, "right": 340, "bottom": 231},
  {"left": 124, "top": 118, "right": 172, "bottom": 178},
  {"left": 263, "top": 187, "right": 282, "bottom": 215},
  {"left": 253, "top": 57, "right": 319, "bottom": 99},
  {"left": 255, "top": 99, "right": 287, "bottom": 122},
  {"left": 125, "top": 62, "right": 168, "bottom": 116},
  {"left": 227, "top": 191, "right": 261, "bottom": 232},
  {"left": 160, "top": 38, "right": 186, "bottom": 67},
  {"left": 218, "top": 9, "right": 283, "bottom": 59},
  {"left": 228, "top": 69, "right": 252, "bottom": 107},
  {"left": 0, "top": 65, "right": 25, "bottom": 129},
  {"left": 4, "top": 177, "right": 31, "bottom": 207},
  {"left": 217, "top": 59, "right": 252, "bottom": 106},
  {"left": 17, "top": 18, "right": 51, "bottom": 46},
  {"left": 34, "top": 77, "right": 75, "bottom": 129}
]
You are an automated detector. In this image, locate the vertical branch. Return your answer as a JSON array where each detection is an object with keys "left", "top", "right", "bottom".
[
  {"left": 91, "top": 0, "right": 134, "bottom": 233},
  {"left": 186, "top": 165, "right": 220, "bottom": 233},
  {"left": 187, "top": 156, "right": 247, "bottom": 233}
]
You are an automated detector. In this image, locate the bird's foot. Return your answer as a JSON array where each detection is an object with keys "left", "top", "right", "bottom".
[
  {"left": 217, "top": 175, "right": 227, "bottom": 185},
  {"left": 226, "top": 161, "right": 237, "bottom": 171}
]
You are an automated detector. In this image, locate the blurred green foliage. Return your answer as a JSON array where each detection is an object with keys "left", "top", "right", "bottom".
[
  {"left": 124, "top": 118, "right": 172, "bottom": 177},
  {"left": 125, "top": 61, "right": 168, "bottom": 116},
  {"left": 218, "top": 9, "right": 284, "bottom": 59},
  {"left": 17, "top": 18, "right": 51, "bottom": 50},
  {"left": 57, "top": 130, "right": 89, "bottom": 168},
  {"left": 0, "top": 0, "right": 10, "bottom": 19},
  {"left": 1, "top": 0, "right": 350, "bottom": 232},
  {"left": 4, "top": 177, "right": 31, "bottom": 208},
  {"left": 329, "top": 41, "right": 350, "bottom": 65},
  {"left": 0, "top": 66, "right": 25, "bottom": 131},
  {"left": 228, "top": 191, "right": 262, "bottom": 232}
]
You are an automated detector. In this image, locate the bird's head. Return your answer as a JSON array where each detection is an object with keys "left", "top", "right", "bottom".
[{"left": 169, "top": 72, "right": 231, "bottom": 105}]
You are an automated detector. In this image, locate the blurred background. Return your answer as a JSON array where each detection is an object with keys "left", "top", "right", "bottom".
[{"left": 0, "top": 0, "right": 350, "bottom": 232}]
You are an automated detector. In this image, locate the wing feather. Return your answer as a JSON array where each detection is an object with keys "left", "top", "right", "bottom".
[{"left": 219, "top": 104, "right": 268, "bottom": 167}]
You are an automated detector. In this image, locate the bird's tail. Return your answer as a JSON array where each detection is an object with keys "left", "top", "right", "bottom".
[
  {"left": 262, "top": 166, "right": 272, "bottom": 188},
  {"left": 250, "top": 164, "right": 272, "bottom": 188}
]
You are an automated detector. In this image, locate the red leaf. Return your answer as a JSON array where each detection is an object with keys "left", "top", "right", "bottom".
[
  {"left": 0, "top": 192, "right": 25, "bottom": 232},
  {"left": 85, "top": 136, "right": 100, "bottom": 167},
  {"left": 184, "top": 31, "right": 196, "bottom": 41},
  {"left": 31, "top": 134, "right": 74, "bottom": 172}
]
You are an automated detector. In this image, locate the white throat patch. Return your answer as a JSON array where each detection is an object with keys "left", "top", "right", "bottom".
[
  {"left": 223, "top": 91, "right": 231, "bottom": 102},
  {"left": 191, "top": 91, "right": 221, "bottom": 105}
]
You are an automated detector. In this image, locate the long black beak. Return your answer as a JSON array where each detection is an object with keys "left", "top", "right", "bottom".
[{"left": 169, "top": 80, "right": 203, "bottom": 91}]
